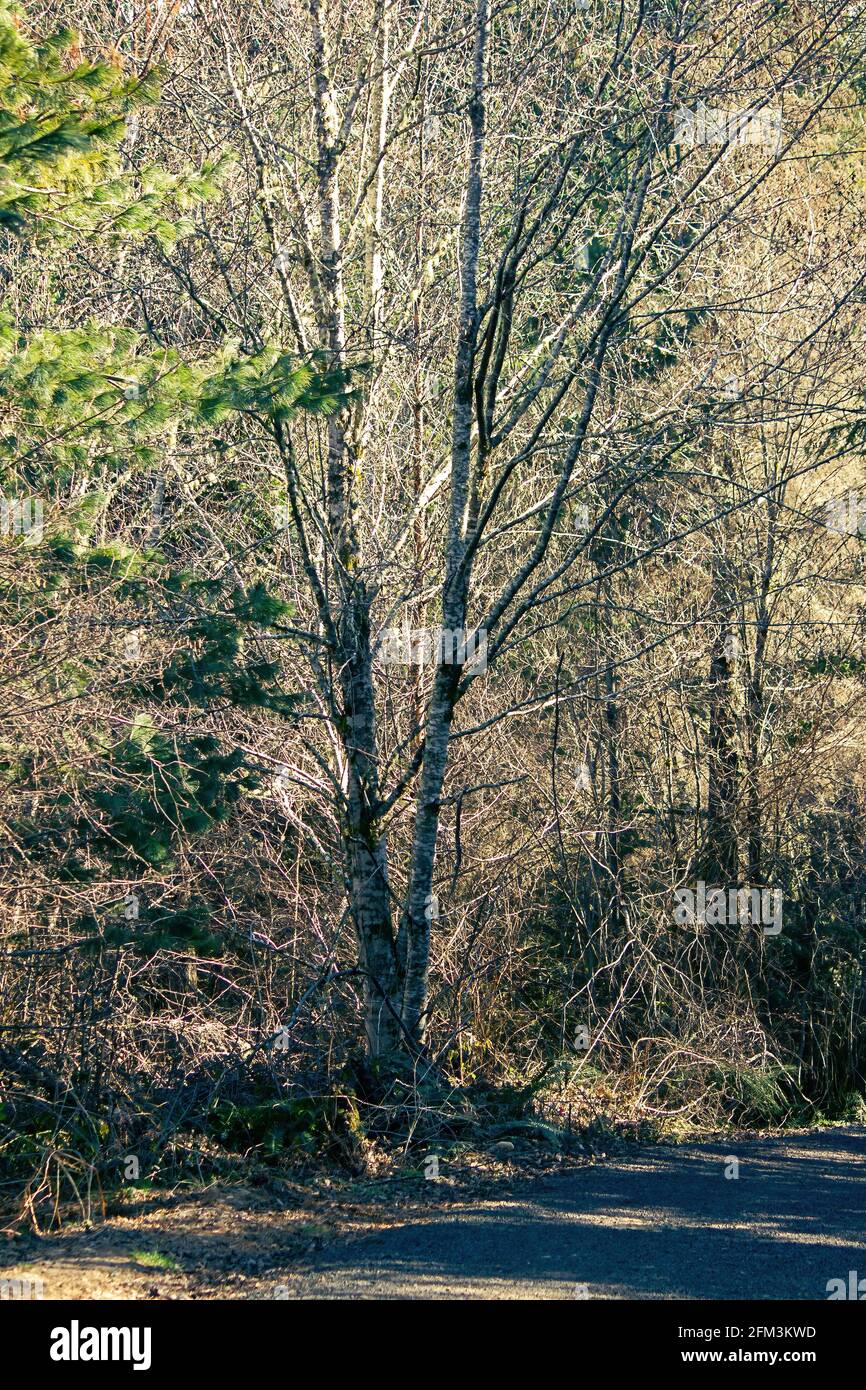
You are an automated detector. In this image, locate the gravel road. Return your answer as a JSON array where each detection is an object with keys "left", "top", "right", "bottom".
[{"left": 278, "top": 1126, "right": 866, "bottom": 1299}]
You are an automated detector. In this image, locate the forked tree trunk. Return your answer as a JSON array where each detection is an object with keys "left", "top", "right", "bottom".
[
  {"left": 396, "top": 0, "right": 488, "bottom": 1053},
  {"left": 308, "top": 0, "right": 404, "bottom": 1061}
]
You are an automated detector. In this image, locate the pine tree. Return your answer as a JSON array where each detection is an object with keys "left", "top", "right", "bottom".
[{"left": 0, "top": 2, "right": 341, "bottom": 967}]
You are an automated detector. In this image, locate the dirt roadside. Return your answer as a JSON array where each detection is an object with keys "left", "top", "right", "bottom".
[{"left": 2, "top": 1126, "right": 863, "bottom": 1300}]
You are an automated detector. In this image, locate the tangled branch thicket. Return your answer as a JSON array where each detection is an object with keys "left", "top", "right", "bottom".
[{"left": 2, "top": 0, "right": 866, "bottom": 1228}]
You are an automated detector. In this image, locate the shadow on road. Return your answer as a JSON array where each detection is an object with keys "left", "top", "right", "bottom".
[{"left": 282, "top": 1126, "right": 866, "bottom": 1299}]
